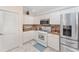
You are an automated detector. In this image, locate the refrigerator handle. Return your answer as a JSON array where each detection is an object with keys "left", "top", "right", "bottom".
[{"left": 0, "top": 33, "right": 3, "bottom": 35}]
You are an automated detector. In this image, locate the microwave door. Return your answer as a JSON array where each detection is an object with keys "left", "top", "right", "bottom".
[{"left": 40, "top": 20, "right": 49, "bottom": 24}]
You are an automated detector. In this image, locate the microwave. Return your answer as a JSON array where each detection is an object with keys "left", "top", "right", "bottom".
[{"left": 40, "top": 19, "right": 49, "bottom": 24}]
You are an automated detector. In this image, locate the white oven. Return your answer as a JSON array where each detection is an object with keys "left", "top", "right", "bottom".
[{"left": 37, "top": 31, "right": 48, "bottom": 47}]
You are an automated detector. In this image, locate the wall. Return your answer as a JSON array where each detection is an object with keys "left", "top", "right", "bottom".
[{"left": 0, "top": 6, "right": 23, "bottom": 48}]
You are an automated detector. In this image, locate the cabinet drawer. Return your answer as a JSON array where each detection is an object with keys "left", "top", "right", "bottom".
[
  {"left": 48, "top": 42, "right": 59, "bottom": 51},
  {"left": 48, "top": 38, "right": 59, "bottom": 51}
]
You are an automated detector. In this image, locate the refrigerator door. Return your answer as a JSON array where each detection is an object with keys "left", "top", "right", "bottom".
[
  {"left": 60, "top": 13, "right": 77, "bottom": 40},
  {"left": 61, "top": 44, "right": 78, "bottom": 52},
  {"left": 61, "top": 38, "right": 78, "bottom": 49}
]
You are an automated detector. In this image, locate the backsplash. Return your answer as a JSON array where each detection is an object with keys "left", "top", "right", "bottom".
[
  {"left": 51, "top": 25, "right": 60, "bottom": 35},
  {"left": 23, "top": 24, "right": 60, "bottom": 35}
]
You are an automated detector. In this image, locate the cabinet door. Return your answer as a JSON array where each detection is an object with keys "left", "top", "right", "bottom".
[
  {"left": 34, "top": 17, "right": 40, "bottom": 24},
  {"left": 23, "top": 31, "right": 34, "bottom": 43},
  {"left": 24, "top": 15, "right": 34, "bottom": 24},
  {"left": 48, "top": 34, "right": 59, "bottom": 51},
  {"left": 34, "top": 18, "right": 40, "bottom": 24},
  {"left": 50, "top": 12, "right": 60, "bottom": 24},
  {"left": 33, "top": 31, "right": 38, "bottom": 41}
]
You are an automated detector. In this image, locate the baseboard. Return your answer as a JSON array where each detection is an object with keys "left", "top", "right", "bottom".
[
  {"left": 23, "top": 39, "right": 35, "bottom": 45},
  {"left": 6, "top": 46, "right": 19, "bottom": 52}
]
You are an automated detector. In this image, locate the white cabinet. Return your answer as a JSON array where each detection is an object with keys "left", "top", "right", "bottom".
[
  {"left": 34, "top": 17, "right": 40, "bottom": 24},
  {"left": 50, "top": 12, "right": 60, "bottom": 24},
  {"left": 50, "top": 8, "right": 76, "bottom": 25},
  {"left": 34, "top": 15, "right": 50, "bottom": 24},
  {"left": 23, "top": 31, "right": 34, "bottom": 43},
  {"left": 48, "top": 34, "right": 59, "bottom": 51},
  {"left": 33, "top": 31, "right": 38, "bottom": 41},
  {"left": 0, "top": 11, "right": 18, "bottom": 52},
  {"left": 23, "top": 15, "right": 34, "bottom": 24},
  {"left": 33, "top": 19, "right": 39, "bottom": 24}
]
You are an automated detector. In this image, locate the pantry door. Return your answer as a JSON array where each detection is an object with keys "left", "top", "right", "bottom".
[{"left": 0, "top": 11, "right": 19, "bottom": 51}]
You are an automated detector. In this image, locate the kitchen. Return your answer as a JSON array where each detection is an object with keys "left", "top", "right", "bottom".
[
  {"left": 23, "top": 6, "right": 79, "bottom": 52},
  {"left": 0, "top": 6, "right": 79, "bottom": 52},
  {"left": 23, "top": 6, "right": 60, "bottom": 52}
]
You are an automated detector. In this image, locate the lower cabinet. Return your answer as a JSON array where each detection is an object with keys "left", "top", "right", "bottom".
[
  {"left": 48, "top": 34, "right": 59, "bottom": 51},
  {"left": 33, "top": 31, "right": 38, "bottom": 41},
  {"left": 23, "top": 31, "right": 34, "bottom": 43},
  {"left": 23, "top": 31, "right": 60, "bottom": 51}
]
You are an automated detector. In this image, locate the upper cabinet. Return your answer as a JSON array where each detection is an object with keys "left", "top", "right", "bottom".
[
  {"left": 33, "top": 16, "right": 40, "bottom": 24},
  {"left": 50, "top": 7, "right": 76, "bottom": 25},
  {"left": 23, "top": 15, "right": 34, "bottom": 24},
  {"left": 50, "top": 12, "right": 60, "bottom": 24},
  {"left": 34, "top": 12, "right": 60, "bottom": 25},
  {"left": 23, "top": 7, "right": 78, "bottom": 25},
  {"left": 34, "top": 15, "right": 50, "bottom": 24}
]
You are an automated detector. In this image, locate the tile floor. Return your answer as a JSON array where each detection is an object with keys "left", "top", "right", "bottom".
[{"left": 10, "top": 40, "right": 56, "bottom": 52}]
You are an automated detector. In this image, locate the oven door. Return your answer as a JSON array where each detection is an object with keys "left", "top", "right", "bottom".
[{"left": 37, "top": 32, "right": 48, "bottom": 47}]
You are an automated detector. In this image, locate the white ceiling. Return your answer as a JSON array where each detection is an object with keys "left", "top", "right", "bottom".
[{"left": 23, "top": 6, "right": 73, "bottom": 16}]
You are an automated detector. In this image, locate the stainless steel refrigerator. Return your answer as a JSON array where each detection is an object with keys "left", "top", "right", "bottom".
[{"left": 60, "top": 12, "right": 79, "bottom": 52}]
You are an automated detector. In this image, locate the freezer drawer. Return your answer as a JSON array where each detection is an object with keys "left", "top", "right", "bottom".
[
  {"left": 61, "top": 38, "right": 79, "bottom": 49},
  {"left": 61, "top": 44, "right": 79, "bottom": 52}
]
